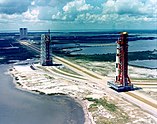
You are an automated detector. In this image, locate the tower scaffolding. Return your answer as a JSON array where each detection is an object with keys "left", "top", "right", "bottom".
[
  {"left": 108, "top": 32, "right": 134, "bottom": 91},
  {"left": 40, "top": 30, "right": 52, "bottom": 66}
]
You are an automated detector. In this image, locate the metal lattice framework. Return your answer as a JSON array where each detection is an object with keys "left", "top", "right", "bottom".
[{"left": 40, "top": 31, "right": 52, "bottom": 66}]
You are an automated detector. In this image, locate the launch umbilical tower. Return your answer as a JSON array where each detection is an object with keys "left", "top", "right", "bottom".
[
  {"left": 108, "top": 32, "right": 133, "bottom": 91},
  {"left": 40, "top": 30, "right": 52, "bottom": 66}
]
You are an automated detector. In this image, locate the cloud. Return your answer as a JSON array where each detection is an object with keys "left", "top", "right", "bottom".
[
  {"left": 23, "top": 9, "right": 39, "bottom": 22},
  {"left": 103, "top": 0, "right": 143, "bottom": 15},
  {"left": 0, "top": 0, "right": 32, "bottom": 14},
  {"left": 52, "top": 0, "right": 97, "bottom": 21},
  {"left": 0, "top": 9, "right": 39, "bottom": 24},
  {"left": 38, "top": 6, "right": 58, "bottom": 20},
  {"left": 32, "top": 0, "right": 75, "bottom": 21},
  {"left": 1, "top": 0, "right": 156, "bottom": 23},
  {"left": 0, "top": 13, "right": 21, "bottom": 23},
  {"left": 33, "top": 0, "right": 72, "bottom": 8},
  {"left": 0, "top": 0, "right": 156, "bottom": 30},
  {"left": 50, "top": 0, "right": 156, "bottom": 25},
  {"left": 63, "top": 0, "right": 93, "bottom": 12},
  {"left": 103, "top": 0, "right": 157, "bottom": 17},
  {"left": 75, "top": 13, "right": 108, "bottom": 23}
]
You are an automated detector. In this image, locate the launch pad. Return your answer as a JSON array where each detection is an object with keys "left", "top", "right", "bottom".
[
  {"left": 107, "top": 81, "right": 134, "bottom": 92},
  {"left": 108, "top": 32, "right": 134, "bottom": 92}
]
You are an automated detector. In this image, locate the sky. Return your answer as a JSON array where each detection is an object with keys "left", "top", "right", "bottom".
[{"left": 0, "top": 0, "right": 156, "bottom": 31}]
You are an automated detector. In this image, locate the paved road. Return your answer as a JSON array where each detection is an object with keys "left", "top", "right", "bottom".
[{"left": 20, "top": 41, "right": 157, "bottom": 118}]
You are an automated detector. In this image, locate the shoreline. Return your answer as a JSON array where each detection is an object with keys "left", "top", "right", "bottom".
[
  {"left": 128, "top": 64, "right": 157, "bottom": 70},
  {"left": 9, "top": 66, "right": 94, "bottom": 124},
  {"left": 9, "top": 63, "right": 157, "bottom": 124}
]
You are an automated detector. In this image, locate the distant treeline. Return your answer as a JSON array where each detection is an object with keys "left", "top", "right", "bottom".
[
  {"left": 0, "top": 31, "right": 156, "bottom": 44},
  {"left": 65, "top": 50, "right": 157, "bottom": 62},
  {"left": 51, "top": 35, "right": 155, "bottom": 44},
  {"left": 28, "top": 33, "right": 156, "bottom": 43}
]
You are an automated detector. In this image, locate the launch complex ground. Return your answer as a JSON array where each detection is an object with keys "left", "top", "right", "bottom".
[{"left": 9, "top": 40, "right": 157, "bottom": 124}]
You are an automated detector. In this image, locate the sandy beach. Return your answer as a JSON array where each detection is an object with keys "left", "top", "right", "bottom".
[{"left": 9, "top": 62, "right": 157, "bottom": 124}]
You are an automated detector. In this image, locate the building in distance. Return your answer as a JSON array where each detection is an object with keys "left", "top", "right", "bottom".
[{"left": 19, "top": 28, "right": 28, "bottom": 40}]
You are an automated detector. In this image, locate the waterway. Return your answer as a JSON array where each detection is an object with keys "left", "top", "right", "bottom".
[
  {"left": 0, "top": 64, "right": 85, "bottom": 124},
  {"left": 71, "top": 39, "right": 157, "bottom": 55},
  {"left": 129, "top": 60, "right": 157, "bottom": 69},
  {"left": 69, "top": 39, "right": 157, "bottom": 69}
]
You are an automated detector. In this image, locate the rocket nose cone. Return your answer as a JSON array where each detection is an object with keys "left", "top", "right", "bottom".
[{"left": 122, "top": 32, "right": 128, "bottom": 35}]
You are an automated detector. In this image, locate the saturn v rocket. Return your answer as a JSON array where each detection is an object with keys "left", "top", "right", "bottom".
[
  {"left": 108, "top": 32, "right": 133, "bottom": 91},
  {"left": 115, "top": 32, "right": 131, "bottom": 85}
]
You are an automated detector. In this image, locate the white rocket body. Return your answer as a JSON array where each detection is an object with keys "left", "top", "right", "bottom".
[{"left": 115, "top": 43, "right": 120, "bottom": 81}]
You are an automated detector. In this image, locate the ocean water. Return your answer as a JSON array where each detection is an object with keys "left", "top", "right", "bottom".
[
  {"left": 71, "top": 39, "right": 157, "bottom": 55},
  {"left": 0, "top": 65, "right": 85, "bottom": 124}
]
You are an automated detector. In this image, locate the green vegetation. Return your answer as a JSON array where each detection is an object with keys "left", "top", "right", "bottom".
[
  {"left": 36, "top": 66, "right": 49, "bottom": 72},
  {"left": 131, "top": 78, "right": 157, "bottom": 81},
  {"left": 85, "top": 97, "right": 129, "bottom": 124},
  {"left": 65, "top": 58, "right": 115, "bottom": 77},
  {"left": 59, "top": 66, "right": 81, "bottom": 76},
  {"left": 66, "top": 50, "right": 157, "bottom": 62},
  {"left": 32, "top": 90, "right": 45, "bottom": 95},
  {"left": 44, "top": 74, "right": 54, "bottom": 79},
  {"left": 50, "top": 67, "right": 86, "bottom": 80},
  {"left": 67, "top": 53, "right": 115, "bottom": 62},
  {"left": 96, "top": 114, "right": 129, "bottom": 124},
  {"left": 16, "top": 82, "right": 22, "bottom": 86},
  {"left": 47, "top": 93, "right": 66, "bottom": 96},
  {"left": 85, "top": 97, "right": 117, "bottom": 112},
  {"left": 96, "top": 116, "right": 113, "bottom": 124},
  {"left": 88, "top": 105, "right": 98, "bottom": 112},
  {"left": 56, "top": 57, "right": 101, "bottom": 79},
  {"left": 37, "top": 65, "right": 86, "bottom": 80}
]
